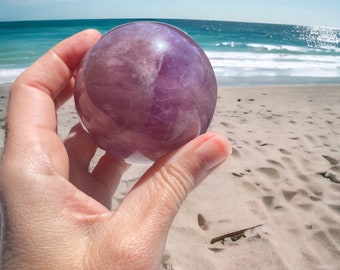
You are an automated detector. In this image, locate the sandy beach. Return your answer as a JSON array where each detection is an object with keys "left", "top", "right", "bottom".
[{"left": 1, "top": 84, "right": 339, "bottom": 269}]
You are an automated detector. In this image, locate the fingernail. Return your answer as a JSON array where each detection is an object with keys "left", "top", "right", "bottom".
[{"left": 195, "top": 134, "right": 232, "bottom": 171}]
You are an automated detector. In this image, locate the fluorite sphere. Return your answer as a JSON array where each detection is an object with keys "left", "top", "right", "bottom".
[{"left": 74, "top": 21, "right": 217, "bottom": 164}]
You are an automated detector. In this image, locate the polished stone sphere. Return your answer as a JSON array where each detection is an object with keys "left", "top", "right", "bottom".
[{"left": 74, "top": 21, "right": 217, "bottom": 164}]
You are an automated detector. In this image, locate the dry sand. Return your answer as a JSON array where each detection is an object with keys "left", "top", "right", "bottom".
[{"left": 1, "top": 84, "right": 340, "bottom": 269}]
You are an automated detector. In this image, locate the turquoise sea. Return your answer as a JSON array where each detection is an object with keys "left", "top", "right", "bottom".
[{"left": 0, "top": 18, "right": 339, "bottom": 85}]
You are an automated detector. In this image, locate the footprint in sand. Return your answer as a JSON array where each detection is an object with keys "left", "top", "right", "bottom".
[
  {"left": 282, "top": 190, "right": 298, "bottom": 201},
  {"left": 322, "top": 155, "right": 338, "bottom": 166},
  {"left": 282, "top": 189, "right": 319, "bottom": 214},
  {"left": 231, "top": 147, "right": 241, "bottom": 158},
  {"left": 279, "top": 148, "right": 291, "bottom": 155},
  {"left": 262, "top": 196, "right": 275, "bottom": 208},
  {"left": 266, "top": 159, "right": 285, "bottom": 168},
  {"left": 256, "top": 167, "right": 280, "bottom": 179}
]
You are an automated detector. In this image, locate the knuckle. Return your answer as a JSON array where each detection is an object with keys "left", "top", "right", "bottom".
[{"left": 156, "top": 161, "right": 195, "bottom": 205}]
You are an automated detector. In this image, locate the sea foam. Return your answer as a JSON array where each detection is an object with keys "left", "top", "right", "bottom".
[
  {"left": 0, "top": 19, "right": 339, "bottom": 86},
  {"left": 0, "top": 68, "right": 26, "bottom": 85}
]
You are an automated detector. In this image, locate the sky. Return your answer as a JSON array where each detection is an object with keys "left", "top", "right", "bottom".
[{"left": 0, "top": 0, "right": 339, "bottom": 28}]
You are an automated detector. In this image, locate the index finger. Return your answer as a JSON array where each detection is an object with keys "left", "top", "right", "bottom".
[{"left": 7, "top": 29, "right": 101, "bottom": 135}]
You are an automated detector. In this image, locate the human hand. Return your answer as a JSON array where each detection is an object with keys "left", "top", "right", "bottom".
[{"left": 0, "top": 29, "right": 232, "bottom": 269}]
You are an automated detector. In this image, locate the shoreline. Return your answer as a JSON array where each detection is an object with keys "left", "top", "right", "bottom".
[
  {"left": 1, "top": 82, "right": 340, "bottom": 91},
  {"left": 1, "top": 83, "right": 340, "bottom": 269},
  {"left": 1, "top": 83, "right": 339, "bottom": 146},
  {"left": 2, "top": 82, "right": 339, "bottom": 146}
]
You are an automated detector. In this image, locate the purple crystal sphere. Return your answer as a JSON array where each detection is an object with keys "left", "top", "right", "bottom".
[{"left": 74, "top": 21, "right": 217, "bottom": 164}]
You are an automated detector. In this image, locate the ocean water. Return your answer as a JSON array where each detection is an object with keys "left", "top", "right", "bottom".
[{"left": 0, "top": 18, "right": 339, "bottom": 85}]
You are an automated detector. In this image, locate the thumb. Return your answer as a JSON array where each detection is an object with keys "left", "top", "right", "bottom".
[
  {"left": 113, "top": 132, "right": 231, "bottom": 246},
  {"left": 121, "top": 133, "right": 231, "bottom": 219}
]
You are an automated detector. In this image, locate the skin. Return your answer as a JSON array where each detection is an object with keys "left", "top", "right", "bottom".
[{"left": 0, "top": 29, "right": 232, "bottom": 269}]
